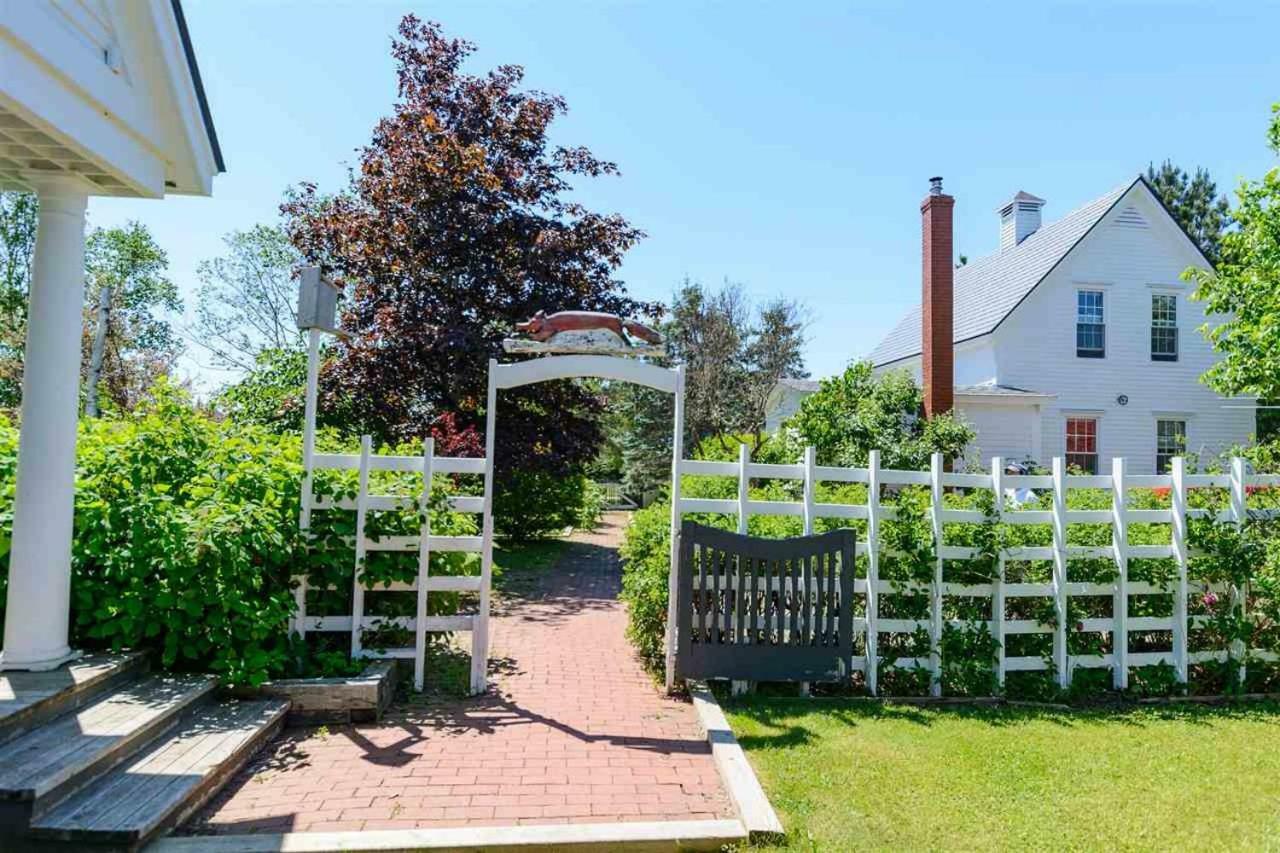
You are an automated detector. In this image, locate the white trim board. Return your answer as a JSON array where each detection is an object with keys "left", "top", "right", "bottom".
[{"left": 149, "top": 819, "right": 747, "bottom": 852}]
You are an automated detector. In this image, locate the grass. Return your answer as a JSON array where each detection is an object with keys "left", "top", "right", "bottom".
[
  {"left": 725, "top": 697, "right": 1280, "bottom": 852},
  {"left": 492, "top": 538, "right": 570, "bottom": 595}
]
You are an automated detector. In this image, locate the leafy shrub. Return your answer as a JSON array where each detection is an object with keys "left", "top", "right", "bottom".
[
  {"left": 494, "top": 470, "right": 596, "bottom": 541},
  {"left": 0, "top": 386, "right": 490, "bottom": 687},
  {"left": 0, "top": 386, "right": 302, "bottom": 686},
  {"left": 619, "top": 500, "right": 673, "bottom": 669},
  {"left": 785, "top": 361, "right": 973, "bottom": 469}
]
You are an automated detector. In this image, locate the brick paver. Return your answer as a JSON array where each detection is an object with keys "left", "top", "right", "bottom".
[{"left": 185, "top": 512, "right": 732, "bottom": 834}]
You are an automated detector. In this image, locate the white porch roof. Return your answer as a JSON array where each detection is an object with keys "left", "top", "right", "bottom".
[{"left": 0, "top": 0, "right": 223, "bottom": 199}]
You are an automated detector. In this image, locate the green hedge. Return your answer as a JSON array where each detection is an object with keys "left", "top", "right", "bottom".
[
  {"left": 0, "top": 386, "right": 593, "bottom": 687},
  {"left": 494, "top": 471, "right": 602, "bottom": 541},
  {"left": 0, "top": 389, "right": 302, "bottom": 686}
]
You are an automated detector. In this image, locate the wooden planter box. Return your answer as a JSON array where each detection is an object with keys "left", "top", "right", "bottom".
[{"left": 255, "top": 660, "right": 398, "bottom": 726}]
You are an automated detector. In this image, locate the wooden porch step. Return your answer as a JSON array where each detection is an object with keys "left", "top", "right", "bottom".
[
  {"left": 28, "top": 698, "right": 288, "bottom": 850},
  {"left": 0, "top": 652, "right": 149, "bottom": 745},
  {"left": 0, "top": 674, "right": 216, "bottom": 824}
]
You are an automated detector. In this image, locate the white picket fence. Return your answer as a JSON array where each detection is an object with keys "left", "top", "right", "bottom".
[
  {"left": 293, "top": 436, "right": 490, "bottom": 693},
  {"left": 672, "top": 446, "right": 1280, "bottom": 696}
]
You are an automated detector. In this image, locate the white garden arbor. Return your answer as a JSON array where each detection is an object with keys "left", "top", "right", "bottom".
[
  {"left": 483, "top": 355, "right": 687, "bottom": 692},
  {"left": 295, "top": 321, "right": 686, "bottom": 694},
  {"left": 0, "top": 0, "right": 223, "bottom": 670}
]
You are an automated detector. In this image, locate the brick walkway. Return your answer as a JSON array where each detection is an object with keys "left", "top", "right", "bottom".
[{"left": 185, "top": 512, "right": 732, "bottom": 834}]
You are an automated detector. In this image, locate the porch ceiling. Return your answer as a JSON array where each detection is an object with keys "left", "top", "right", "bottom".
[{"left": 0, "top": 107, "right": 135, "bottom": 196}]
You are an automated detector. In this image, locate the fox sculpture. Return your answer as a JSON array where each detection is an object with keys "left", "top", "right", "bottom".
[{"left": 514, "top": 310, "right": 662, "bottom": 345}]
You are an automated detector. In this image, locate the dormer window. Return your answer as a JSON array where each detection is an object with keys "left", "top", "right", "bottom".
[
  {"left": 1076, "top": 290, "right": 1105, "bottom": 358},
  {"left": 1151, "top": 294, "right": 1178, "bottom": 362}
]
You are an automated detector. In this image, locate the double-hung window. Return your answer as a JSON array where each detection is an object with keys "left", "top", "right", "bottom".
[
  {"left": 1156, "top": 419, "right": 1186, "bottom": 473},
  {"left": 1151, "top": 294, "right": 1178, "bottom": 361},
  {"left": 1065, "top": 417, "right": 1099, "bottom": 474},
  {"left": 1076, "top": 290, "right": 1105, "bottom": 358}
]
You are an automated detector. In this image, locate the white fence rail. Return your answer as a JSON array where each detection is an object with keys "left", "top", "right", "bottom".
[
  {"left": 294, "top": 436, "right": 487, "bottom": 692},
  {"left": 672, "top": 449, "right": 1279, "bottom": 696}
]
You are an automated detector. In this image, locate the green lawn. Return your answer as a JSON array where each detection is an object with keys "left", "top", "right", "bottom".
[{"left": 725, "top": 698, "right": 1280, "bottom": 852}]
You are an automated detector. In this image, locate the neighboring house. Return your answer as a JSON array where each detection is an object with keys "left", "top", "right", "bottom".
[
  {"left": 764, "top": 378, "right": 820, "bottom": 433},
  {"left": 866, "top": 176, "right": 1253, "bottom": 474}
]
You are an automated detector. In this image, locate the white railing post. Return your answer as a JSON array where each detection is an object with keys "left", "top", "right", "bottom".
[
  {"left": 802, "top": 446, "right": 816, "bottom": 536},
  {"left": 350, "top": 435, "right": 373, "bottom": 658},
  {"left": 731, "top": 442, "right": 751, "bottom": 697},
  {"left": 474, "top": 362, "right": 498, "bottom": 695},
  {"left": 413, "top": 437, "right": 435, "bottom": 692},
  {"left": 1112, "top": 456, "right": 1128, "bottom": 690},
  {"left": 1052, "top": 457, "right": 1069, "bottom": 688},
  {"left": 865, "top": 450, "right": 881, "bottom": 695},
  {"left": 664, "top": 364, "right": 687, "bottom": 692},
  {"left": 1171, "top": 456, "right": 1189, "bottom": 684},
  {"left": 293, "top": 327, "right": 323, "bottom": 639},
  {"left": 1229, "top": 456, "right": 1247, "bottom": 685},
  {"left": 991, "top": 457, "right": 1006, "bottom": 687},
  {"left": 929, "top": 452, "right": 944, "bottom": 697}
]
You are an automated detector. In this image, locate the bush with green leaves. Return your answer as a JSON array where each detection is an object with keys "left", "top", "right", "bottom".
[
  {"left": 493, "top": 470, "right": 600, "bottom": 541},
  {"left": 784, "top": 361, "right": 973, "bottom": 469},
  {"left": 0, "top": 387, "right": 301, "bottom": 685},
  {"left": 0, "top": 386, "right": 489, "bottom": 687}
]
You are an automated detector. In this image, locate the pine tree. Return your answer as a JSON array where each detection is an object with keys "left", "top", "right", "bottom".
[{"left": 1145, "top": 160, "right": 1231, "bottom": 266}]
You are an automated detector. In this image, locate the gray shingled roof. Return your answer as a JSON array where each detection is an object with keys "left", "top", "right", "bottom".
[
  {"left": 955, "top": 383, "right": 1056, "bottom": 399},
  {"left": 869, "top": 178, "right": 1138, "bottom": 366},
  {"left": 777, "top": 378, "right": 821, "bottom": 392}
]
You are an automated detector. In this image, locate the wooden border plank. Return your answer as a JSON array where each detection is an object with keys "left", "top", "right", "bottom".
[{"left": 687, "top": 682, "right": 784, "bottom": 841}]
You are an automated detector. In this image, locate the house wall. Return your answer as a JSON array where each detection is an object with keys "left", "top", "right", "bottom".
[
  {"left": 765, "top": 386, "right": 810, "bottom": 432},
  {"left": 992, "top": 184, "right": 1255, "bottom": 473},
  {"left": 873, "top": 337, "right": 997, "bottom": 387},
  {"left": 955, "top": 401, "right": 1041, "bottom": 470}
]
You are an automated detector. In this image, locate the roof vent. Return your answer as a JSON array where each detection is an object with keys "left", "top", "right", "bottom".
[
  {"left": 1113, "top": 206, "right": 1149, "bottom": 229},
  {"left": 998, "top": 191, "right": 1046, "bottom": 250}
]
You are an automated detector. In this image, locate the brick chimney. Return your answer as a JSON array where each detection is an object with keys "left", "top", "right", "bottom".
[{"left": 921, "top": 176, "right": 954, "bottom": 418}]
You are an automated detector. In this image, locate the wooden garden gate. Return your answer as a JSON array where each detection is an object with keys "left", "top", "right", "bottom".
[{"left": 674, "top": 521, "right": 856, "bottom": 683}]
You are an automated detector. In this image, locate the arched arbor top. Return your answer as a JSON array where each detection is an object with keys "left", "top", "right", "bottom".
[{"left": 490, "top": 354, "right": 679, "bottom": 393}]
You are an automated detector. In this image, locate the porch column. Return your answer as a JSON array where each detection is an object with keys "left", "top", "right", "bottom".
[{"left": 0, "top": 177, "right": 88, "bottom": 671}]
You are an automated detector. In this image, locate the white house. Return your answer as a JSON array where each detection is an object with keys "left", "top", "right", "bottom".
[
  {"left": 764, "top": 378, "right": 820, "bottom": 433},
  {"left": 0, "top": 0, "right": 222, "bottom": 670},
  {"left": 866, "top": 176, "right": 1253, "bottom": 474}
]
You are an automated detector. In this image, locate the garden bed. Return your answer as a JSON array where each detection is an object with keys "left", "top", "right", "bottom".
[
  {"left": 253, "top": 660, "right": 397, "bottom": 725},
  {"left": 724, "top": 696, "right": 1280, "bottom": 850}
]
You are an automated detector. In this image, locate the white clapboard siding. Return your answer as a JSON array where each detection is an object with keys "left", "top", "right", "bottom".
[{"left": 672, "top": 447, "right": 1269, "bottom": 696}]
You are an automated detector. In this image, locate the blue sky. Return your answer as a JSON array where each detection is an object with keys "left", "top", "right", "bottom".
[{"left": 91, "top": 1, "right": 1280, "bottom": 390}]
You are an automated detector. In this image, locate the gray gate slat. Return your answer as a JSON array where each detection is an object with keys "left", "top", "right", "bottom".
[
  {"left": 825, "top": 551, "right": 836, "bottom": 645},
  {"left": 802, "top": 553, "right": 813, "bottom": 647}
]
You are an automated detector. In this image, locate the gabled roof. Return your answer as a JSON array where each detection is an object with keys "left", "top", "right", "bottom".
[
  {"left": 999, "top": 190, "right": 1046, "bottom": 210},
  {"left": 870, "top": 177, "right": 1141, "bottom": 366}
]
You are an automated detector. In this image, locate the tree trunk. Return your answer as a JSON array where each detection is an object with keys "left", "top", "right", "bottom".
[{"left": 85, "top": 285, "right": 111, "bottom": 417}]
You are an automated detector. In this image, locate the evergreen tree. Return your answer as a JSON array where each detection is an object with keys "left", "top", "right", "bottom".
[{"left": 1146, "top": 160, "right": 1231, "bottom": 265}]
